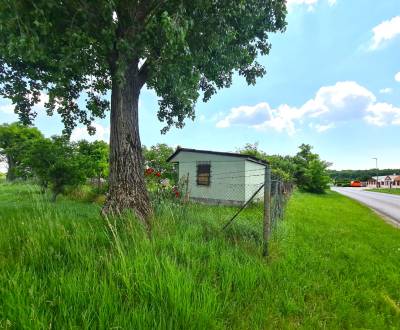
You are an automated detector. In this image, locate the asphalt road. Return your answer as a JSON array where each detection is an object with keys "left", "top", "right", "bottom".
[{"left": 331, "top": 187, "right": 400, "bottom": 226}]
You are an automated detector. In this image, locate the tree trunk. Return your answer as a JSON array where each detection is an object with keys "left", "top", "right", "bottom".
[
  {"left": 102, "top": 60, "right": 152, "bottom": 225},
  {"left": 51, "top": 190, "right": 59, "bottom": 202},
  {"left": 6, "top": 155, "right": 16, "bottom": 181},
  {"left": 97, "top": 173, "right": 101, "bottom": 192}
]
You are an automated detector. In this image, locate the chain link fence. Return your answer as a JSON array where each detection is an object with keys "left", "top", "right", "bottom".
[{"left": 168, "top": 164, "right": 293, "bottom": 255}]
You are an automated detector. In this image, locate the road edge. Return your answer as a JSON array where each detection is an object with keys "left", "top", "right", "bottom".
[{"left": 330, "top": 188, "right": 400, "bottom": 229}]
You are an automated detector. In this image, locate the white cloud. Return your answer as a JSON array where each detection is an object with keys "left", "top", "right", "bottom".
[
  {"left": 0, "top": 93, "right": 49, "bottom": 115},
  {"left": 315, "top": 123, "right": 335, "bottom": 132},
  {"left": 216, "top": 81, "right": 400, "bottom": 135},
  {"left": 286, "top": 0, "right": 336, "bottom": 11},
  {"left": 369, "top": 16, "right": 400, "bottom": 50},
  {"left": 216, "top": 103, "right": 270, "bottom": 128},
  {"left": 365, "top": 102, "right": 400, "bottom": 126},
  {"left": 70, "top": 122, "right": 109, "bottom": 142},
  {"left": 379, "top": 88, "right": 393, "bottom": 94},
  {"left": 0, "top": 103, "right": 15, "bottom": 114},
  {"left": 395, "top": 72, "right": 400, "bottom": 82}
]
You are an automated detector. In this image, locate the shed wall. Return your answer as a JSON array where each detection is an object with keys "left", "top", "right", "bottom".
[
  {"left": 244, "top": 160, "right": 265, "bottom": 201},
  {"left": 171, "top": 151, "right": 246, "bottom": 204}
]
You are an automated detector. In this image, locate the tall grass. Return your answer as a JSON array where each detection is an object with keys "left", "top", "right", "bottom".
[{"left": 0, "top": 183, "right": 399, "bottom": 329}]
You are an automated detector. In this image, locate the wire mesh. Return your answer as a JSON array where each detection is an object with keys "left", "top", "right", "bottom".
[{"left": 174, "top": 163, "right": 293, "bottom": 235}]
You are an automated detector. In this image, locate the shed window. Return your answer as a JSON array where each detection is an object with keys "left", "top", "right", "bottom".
[{"left": 197, "top": 162, "right": 211, "bottom": 186}]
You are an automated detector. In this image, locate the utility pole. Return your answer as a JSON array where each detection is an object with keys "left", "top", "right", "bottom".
[{"left": 372, "top": 157, "right": 378, "bottom": 188}]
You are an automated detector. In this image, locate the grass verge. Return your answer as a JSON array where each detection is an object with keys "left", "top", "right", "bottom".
[
  {"left": 0, "top": 183, "right": 399, "bottom": 329},
  {"left": 369, "top": 188, "right": 400, "bottom": 195}
]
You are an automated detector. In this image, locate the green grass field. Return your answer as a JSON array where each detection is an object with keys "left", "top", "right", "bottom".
[
  {"left": 369, "top": 188, "right": 400, "bottom": 195},
  {"left": 0, "top": 183, "right": 399, "bottom": 329}
]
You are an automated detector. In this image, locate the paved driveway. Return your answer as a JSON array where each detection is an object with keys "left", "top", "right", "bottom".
[{"left": 331, "top": 187, "right": 400, "bottom": 226}]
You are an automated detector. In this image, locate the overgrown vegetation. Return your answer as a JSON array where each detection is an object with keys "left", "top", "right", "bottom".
[
  {"left": 1, "top": 183, "right": 399, "bottom": 328},
  {"left": 0, "top": 122, "right": 43, "bottom": 180},
  {"left": 238, "top": 142, "right": 331, "bottom": 193}
]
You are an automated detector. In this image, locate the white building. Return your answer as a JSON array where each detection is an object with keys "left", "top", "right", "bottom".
[
  {"left": 167, "top": 147, "right": 267, "bottom": 205},
  {"left": 366, "top": 175, "right": 400, "bottom": 189}
]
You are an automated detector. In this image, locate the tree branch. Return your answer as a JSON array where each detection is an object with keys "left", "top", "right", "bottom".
[{"left": 138, "top": 60, "right": 149, "bottom": 88}]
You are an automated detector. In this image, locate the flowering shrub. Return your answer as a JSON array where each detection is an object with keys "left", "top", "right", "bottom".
[
  {"left": 145, "top": 167, "right": 183, "bottom": 201},
  {"left": 145, "top": 168, "right": 154, "bottom": 175}
]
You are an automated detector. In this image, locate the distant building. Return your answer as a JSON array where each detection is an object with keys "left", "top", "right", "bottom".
[
  {"left": 167, "top": 147, "right": 267, "bottom": 205},
  {"left": 366, "top": 175, "right": 400, "bottom": 188}
]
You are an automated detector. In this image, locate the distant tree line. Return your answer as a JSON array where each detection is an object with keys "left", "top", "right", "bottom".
[{"left": 328, "top": 169, "right": 400, "bottom": 183}]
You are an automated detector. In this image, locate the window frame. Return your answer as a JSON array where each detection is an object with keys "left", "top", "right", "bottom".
[{"left": 196, "top": 161, "right": 211, "bottom": 186}]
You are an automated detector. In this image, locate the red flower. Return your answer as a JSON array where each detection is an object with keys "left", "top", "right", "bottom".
[
  {"left": 145, "top": 168, "right": 154, "bottom": 175},
  {"left": 175, "top": 191, "right": 180, "bottom": 198},
  {"left": 155, "top": 172, "right": 161, "bottom": 177}
]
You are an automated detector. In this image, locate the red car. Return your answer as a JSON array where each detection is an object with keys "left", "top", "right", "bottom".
[{"left": 350, "top": 181, "right": 362, "bottom": 187}]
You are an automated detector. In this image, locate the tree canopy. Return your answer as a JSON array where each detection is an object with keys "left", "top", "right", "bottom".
[
  {"left": 23, "top": 137, "right": 89, "bottom": 201},
  {"left": 237, "top": 142, "right": 296, "bottom": 182},
  {"left": 0, "top": 122, "right": 43, "bottom": 180},
  {"left": 77, "top": 140, "right": 109, "bottom": 188},
  {"left": 293, "top": 144, "right": 331, "bottom": 193},
  {"left": 0, "top": 0, "right": 287, "bottom": 134},
  {"left": 237, "top": 142, "right": 331, "bottom": 193}
]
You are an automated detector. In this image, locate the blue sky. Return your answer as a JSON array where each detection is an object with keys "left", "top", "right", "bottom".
[{"left": 1, "top": 0, "right": 400, "bottom": 170}]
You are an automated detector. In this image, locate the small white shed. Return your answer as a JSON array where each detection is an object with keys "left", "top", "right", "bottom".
[{"left": 167, "top": 147, "right": 268, "bottom": 205}]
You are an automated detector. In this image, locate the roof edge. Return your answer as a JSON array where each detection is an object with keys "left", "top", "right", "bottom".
[{"left": 166, "top": 147, "right": 268, "bottom": 166}]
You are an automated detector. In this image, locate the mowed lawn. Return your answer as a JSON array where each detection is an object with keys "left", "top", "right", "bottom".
[
  {"left": 369, "top": 188, "right": 400, "bottom": 195},
  {"left": 0, "top": 183, "right": 399, "bottom": 329}
]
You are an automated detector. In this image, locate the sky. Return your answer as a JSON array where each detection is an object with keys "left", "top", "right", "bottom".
[{"left": 1, "top": 0, "right": 400, "bottom": 171}]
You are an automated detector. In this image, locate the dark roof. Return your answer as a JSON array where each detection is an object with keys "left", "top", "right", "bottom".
[{"left": 167, "top": 147, "right": 268, "bottom": 166}]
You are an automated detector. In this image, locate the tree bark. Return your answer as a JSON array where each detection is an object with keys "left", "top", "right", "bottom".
[
  {"left": 6, "top": 155, "right": 16, "bottom": 181},
  {"left": 102, "top": 60, "right": 153, "bottom": 225}
]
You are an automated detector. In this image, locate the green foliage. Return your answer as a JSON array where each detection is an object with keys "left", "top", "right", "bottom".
[
  {"left": 237, "top": 143, "right": 331, "bottom": 193},
  {"left": 0, "top": 1, "right": 287, "bottom": 134},
  {"left": 369, "top": 188, "right": 400, "bottom": 195},
  {"left": 329, "top": 169, "right": 400, "bottom": 182},
  {"left": 0, "top": 122, "right": 43, "bottom": 180},
  {"left": 143, "top": 143, "right": 175, "bottom": 180},
  {"left": 236, "top": 142, "right": 267, "bottom": 160},
  {"left": 267, "top": 154, "right": 296, "bottom": 181},
  {"left": 293, "top": 144, "right": 331, "bottom": 193},
  {"left": 1, "top": 183, "right": 399, "bottom": 328},
  {"left": 335, "top": 179, "right": 352, "bottom": 187},
  {"left": 301, "top": 159, "right": 331, "bottom": 193},
  {"left": 77, "top": 140, "right": 109, "bottom": 187},
  {"left": 23, "top": 137, "right": 87, "bottom": 200},
  {"left": 237, "top": 142, "right": 295, "bottom": 181}
]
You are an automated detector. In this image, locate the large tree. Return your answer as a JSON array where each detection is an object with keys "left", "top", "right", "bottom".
[
  {"left": 77, "top": 140, "right": 109, "bottom": 190},
  {"left": 293, "top": 144, "right": 331, "bottom": 193},
  {"left": 0, "top": 122, "right": 43, "bottom": 180},
  {"left": 0, "top": 1, "right": 287, "bottom": 222},
  {"left": 23, "top": 136, "right": 87, "bottom": 201}
]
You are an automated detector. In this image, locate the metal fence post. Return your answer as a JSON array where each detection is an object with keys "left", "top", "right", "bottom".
[
  {"left": 263, "top": 164, "right": 271, "bottom": 257},
  {"left": 184, "top": 173, "right": 190, "bottom": 202}
]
